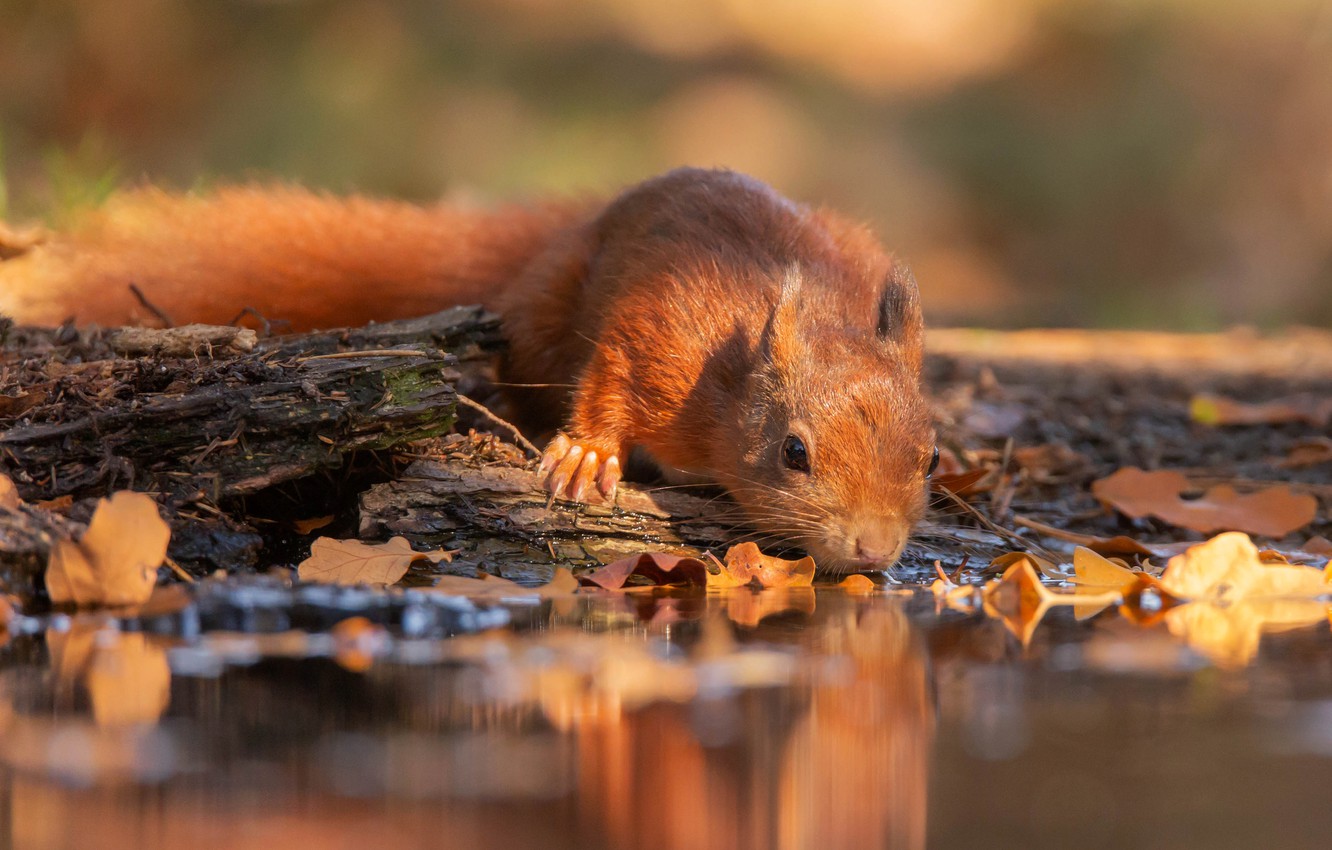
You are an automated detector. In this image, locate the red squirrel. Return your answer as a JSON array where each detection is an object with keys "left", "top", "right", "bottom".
[{"left": 0, "top": 168, "right": 936, "bottom": 571}]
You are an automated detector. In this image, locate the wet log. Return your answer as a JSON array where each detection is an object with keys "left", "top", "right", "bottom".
[
  {"left": 0, "top": 307, "right": 502, "bottom": 503},
  {"left": 358, "top": 447, "right": 744, "bottom": 583}
]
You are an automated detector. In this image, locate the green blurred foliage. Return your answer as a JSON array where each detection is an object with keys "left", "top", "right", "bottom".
[{"left": 1, "top": 0, "right": 1329, "bottom": 328}]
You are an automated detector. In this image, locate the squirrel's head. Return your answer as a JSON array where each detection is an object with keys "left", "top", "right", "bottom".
[{"left": 724, "top": 264, "right": 935, "bottom": 573}]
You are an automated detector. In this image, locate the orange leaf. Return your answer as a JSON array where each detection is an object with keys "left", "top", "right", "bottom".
[
  {"left": 292, "top": 515, "right": 335, "bottom": 534},
  {"left": 579, "top": 553, "right": 709, "bottom": 590},
  {"left": 0, "top": 474, "right": 20, "bottom": 511},
  {"left": 717, "top": 542, "right": 815, "bottom": 588},
  {"left": 46, "top": 492, "right": 168, "bottom": 607},
  {"left": 837, "top": 574, "right": 877, "bottom": 594},
  {"left": 1092, "top": 468, "right": 1316, "bottom": 538}
]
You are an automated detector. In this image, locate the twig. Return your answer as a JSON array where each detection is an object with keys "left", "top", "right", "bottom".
[
  {"left": 297, "top": 349, "right": 429, "bottom": 361},
  {"left": 936, "top": 487, "right": 1058, "bottom": 561},
  {"left": 163, "top": 555, "right": 196, "bottom": 584},
  {"left": 128, "top": 283, "right": 175, "bottom": 328},
  {"left": 1012, "top": 514, "right": 1101, "bottom": 546},
  {"left": 456, "top": 394, "right": 541, "bottom": 458}
]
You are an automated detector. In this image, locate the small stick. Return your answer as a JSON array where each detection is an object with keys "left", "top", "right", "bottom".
[
  {"left": 297, "top": 349, "right": 429, "bottom": 361},
  {"left": 163, "top": 555, "right": 196, "bottom": 584},
  {"left": 129, "top": 283, "right": 175, "bottom": 328},
  {"left": 457, "top": 394, "right": 541, "bottom": 458}
]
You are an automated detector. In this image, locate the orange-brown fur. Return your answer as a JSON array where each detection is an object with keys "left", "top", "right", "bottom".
[{"left": 0, "top": 168, "right": 934, "bottom": 570}]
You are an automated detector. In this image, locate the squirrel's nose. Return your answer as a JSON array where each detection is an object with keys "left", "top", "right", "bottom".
[{"left": 852, "top": 523, "right": 908, "bottom": 566}]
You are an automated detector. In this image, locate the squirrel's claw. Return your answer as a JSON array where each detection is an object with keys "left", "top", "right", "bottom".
[{"left": 541, "top": 434, "right": 621, "bottom": 503}]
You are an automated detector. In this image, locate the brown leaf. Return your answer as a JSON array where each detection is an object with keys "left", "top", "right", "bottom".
[
  {"left": 1092, "top": 468, "right": 1317, "bottom": 538},
  {"left": 46, "top": 492, "right": 168, "bottom": 607},
  {"left": 714, "top": 542, "right": 815, "bottom": 589},
  {"left": 0, "top": 474, "right": 19, "bottom": 511},
  {"left": 292, "top": 515, "right": 335, "bottom": 534},
  {"left": 930, "top": 467, "right": 992, "bottom": 497},
  {"left": 0, "top": 387, "right": 47, "bottom": 419},
  {"left": 1013, "top": 515, "right": 1191, "bottom": 560},
  {"left": 1191, "top": 392, "right": 1332, "bottom": 428},
  {"left": 297, "top": 536, "right": 433, "bottom": 586},
  {"left": 579, "top": 553, "right": 709, "bottom": 590},
  {"left": 1275, "top": 437, "right": 1332, "bottom": 470}
]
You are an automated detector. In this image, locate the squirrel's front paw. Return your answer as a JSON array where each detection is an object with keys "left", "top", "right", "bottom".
[{"left": 539, "top": 434, "right": 622, "bottom": 503}]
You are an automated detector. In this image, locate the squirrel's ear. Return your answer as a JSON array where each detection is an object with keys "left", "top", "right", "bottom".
[
  {"left": 876, "top": 261, "right": 924, "bottom": 367},
  {"left": 876, "top": 261, "right": 922, "bottom": 339},
  {"left": 759, "top": 265, "right": 802, "bottom": 364}
]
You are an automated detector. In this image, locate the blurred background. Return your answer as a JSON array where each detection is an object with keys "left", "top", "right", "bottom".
[{"left": 1, "top": 0, "right": 1330, "bottom": 329}]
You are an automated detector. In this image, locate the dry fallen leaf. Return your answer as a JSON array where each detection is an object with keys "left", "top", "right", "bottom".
[
  {"left": 1275, "top": 437, "right": 1332, "bottom": 470},
  {"left": 297, "top": 536, "right": 451, "bottom": 586},
  {"left": 580, "top": 553, "right": 710, "bottom": 590},
  {"left": 1092, "top": 468, "right": 1317, "bottom": 538},
  {"left": 0, "top": 474, "right": 20, "bottom": 511},
  {"left": 1191, "top": 392, "right": 1332, "bottom": 428},
  {"left": 1068, "top": 546, "right": 1180, "bottom": 621},
  {"left": 292, "top": 515, "right": 335, "bottom": 534},
  {"left": 1159, "top": 531, "right": 1328, "bottom": 603},
  {"left": 712, "top": 542, "right": 815, "bottom": 589},
  {"left": 981, "top": 557, "right": 1056, "bottom": 646},
  {"left": 981, "top": 555, "right": 1122, "bottom": 645},
  {"left": 46, "top": 491, "right": 168, "bottom": 607}
]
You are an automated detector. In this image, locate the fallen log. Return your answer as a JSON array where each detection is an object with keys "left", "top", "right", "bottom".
[{"left": 0, "top": 307, "right": 502, "bottom": 503}]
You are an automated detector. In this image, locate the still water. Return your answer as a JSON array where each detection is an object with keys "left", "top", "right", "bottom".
[{"left": 2, "top": 580, "right": 1331, "bottom": 850}]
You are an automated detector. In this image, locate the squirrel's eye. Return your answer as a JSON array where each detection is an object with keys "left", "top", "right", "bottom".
[
  {"left": 782, "top": 434, "right": 810, "bottom": 473},
  {"left": 926, "top": 445, "right": 940, "bottom": 479}
]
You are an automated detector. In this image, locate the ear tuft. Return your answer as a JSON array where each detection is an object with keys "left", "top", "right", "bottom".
[
  {"left": 759, "top": 265, "right": 803, "bottom": 363},
  {"left": 876, "top": 262, "right": 920, "bottom": 341}
]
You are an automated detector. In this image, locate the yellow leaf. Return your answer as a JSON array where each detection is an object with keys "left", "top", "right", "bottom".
[
  {"left": 46, "top": 492, "right": 168, "bottom": 607},
  {"left": 1160, "top": 532, "right": 1328, "bottom": 603},
  {"left": 1166, "top": 598, "right": 1327, "bottom": 669},
  {"left": 1070, "top": 546, "right": 1137, "bottom": 592},
  {"left": 297, "top": 536, "right": 429, "bottom": 586}
]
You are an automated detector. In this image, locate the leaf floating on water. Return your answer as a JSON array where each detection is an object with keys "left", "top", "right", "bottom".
[
  {"left": 579, "top": 553, "right": 709, "bottom": 590},
  {"left": 1069, "top": 546, "right": 1180, "bottom": 622},
  {"left": 46, "top": 491, "right": 168, "bottom": 607},
  {"left": 297, "top": 536, "right": 448, "bottom": 586},
  {"left": 836, "top": 574, "right": 877, "bottom": 594},
  {"left": 1190, "top": 392, "right": 1332, "bottom": 428},
  {"left": 1091, "top": 468, "right": 1317, "bottom": 538},
  {"left": 981, "top": 557, "right": 1054, "bottom": 646},
  {"left": 713, "top": 542, "right": 815, "bottom": 589}
]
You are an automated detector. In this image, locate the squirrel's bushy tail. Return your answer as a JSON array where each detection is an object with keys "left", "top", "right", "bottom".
[{"left": 0, "top": 186, "right": 593, "bottom": 330}]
